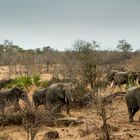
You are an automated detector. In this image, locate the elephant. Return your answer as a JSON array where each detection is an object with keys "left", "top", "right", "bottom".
[
  {"left": 33, "top": 88, "right": 47, "bottom": 108},
  {"left": 134, "top": 72, "right": 140, "bottom": 85},
  {"left": 0, "top": 78, "right": 13, "bottom": 89},
  {"left": 107, "top": 70, "right": 119, "bottom": 83},
  {"left": 138, "top": 74, "right": 140, "bottom": 85},
  {"left": 0, "top": 87, "right": 30, "bottom": 115},
  {"left": 113, "top": 71, "right": 135, "bottom": 87},
  {"left": 45, "top": 82, "right": 75, "bottom": 115},
  {"left": 125, "top": 86, "right": 140, "bottom": 122}
]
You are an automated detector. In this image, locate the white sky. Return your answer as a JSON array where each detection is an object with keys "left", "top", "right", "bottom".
[{"left": 0, "top": 0, "right": 140, "bottom": 51}]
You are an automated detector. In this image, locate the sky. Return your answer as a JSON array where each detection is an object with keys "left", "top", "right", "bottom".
[{"left": 0, "top": 0, "right": 140, "bottom": 51}]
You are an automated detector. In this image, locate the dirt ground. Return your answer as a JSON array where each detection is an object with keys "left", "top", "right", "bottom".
[
  {"left": 1, "top": 96, "right": 140, "bottom": 140},
  {"left": 0, "top": 97, "right": 140, "bottom": 140},
  {"left": 0, "top": 66, "right": 140, "bottom": 140}
]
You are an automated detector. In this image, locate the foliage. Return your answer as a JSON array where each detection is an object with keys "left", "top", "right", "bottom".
[
  {"left": 117, "top": 40, "right": 132, "bottom": 52},
  {"left": 6, "top": 76, "right": 32, "bottom": 89},
  {"left": 5, "top": 74, "right": 50, "bottom": 89},
  {"left": 6, "top": 75, "right": 42, "bottom": 89},
  {"left": 73, "top": 39, "right": 101, "bottom": 90},
  {"left": 32, "top": 74, "right": 41, "bottom": 86},
  {"left": 40, "top": 80, "right": 49, "bottom": 88}
]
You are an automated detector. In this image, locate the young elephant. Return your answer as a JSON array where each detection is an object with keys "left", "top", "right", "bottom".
[
  {"left": 45, "top": 82, "right": 75, "bottom": 115},
  {"left": 33, "top": 88, "right": 47, "bottom": 108},
  {"left": 125, "top": 87, "right": 140, "bottom": 122},
  {"left": 0, "top": 87, "right": 30, "bottom": 115}
]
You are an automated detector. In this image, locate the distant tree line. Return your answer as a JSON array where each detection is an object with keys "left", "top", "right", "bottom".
[{"left": 0, "top": 39, "right": 139, "bottom": 82}]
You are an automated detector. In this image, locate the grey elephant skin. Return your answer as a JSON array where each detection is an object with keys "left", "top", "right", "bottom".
[
  {"left": 33, "top": 88, "right": 47, "bottom": 108},
  {"left": 0, "top": 87, "right": 30, "bottom": 115},
  {"left": 45, "top": 82, "right": 75, "bottom": 114},
  {"left": 113, "top": 71, "right": 135, "bottom": 86},
  {"left": 134, "top": 72, "right": 140, "bottom": 84},
  {"left": 125, "top": 87, "right": 140, "bottom": 122},
  {"left": 107, "top": 70, "right": 119, "bottom": 83}
]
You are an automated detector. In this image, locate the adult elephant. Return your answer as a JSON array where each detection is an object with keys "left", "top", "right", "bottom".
[
  {"left": 0, "top": 87, "right": 30, "bottom": 115},
  {"left": 45, "top": 82, "right": 75, "bottom": 115},
  {"left": 134, "top": 72, "right": 140, "bottom": 85},
  {"left": 125, "top": 86, "right": 140, "bottom": 122},
  {"left": 113, "top": 71, "right": 135, "bottom": 87},
  {"left": 33, "top": 88, "right": 47, "bottom": 108},
  {"left": 107, "top": 70, "right": 119, "bottom": 83}
]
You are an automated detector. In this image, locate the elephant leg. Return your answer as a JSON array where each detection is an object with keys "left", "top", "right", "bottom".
[
  {"left": 45, "top": 101, "right": 53, "bottom": 112},
  {"left": 34, "top": 100, "right": 40, "bottom": 109},
  {"left": 66, "top": 102, "right": 70, "bottom": 115},
  {"left": 128, "top": 107, "right": 133, "bottom": 122},
  {"left": 136, "top": 102, "right": 140, "bottom": 122},
  {"left": 138, "top": 80, "right": 140, "bottom": 85},
  {"left": 52, "top": 103, "right": 64, "bottom": 114},
  {"left": 132, "top": 107, "right": 139, "bottom": 119},
  {"left": 0, "top": 99, "right": 5, "bottom": 115}
]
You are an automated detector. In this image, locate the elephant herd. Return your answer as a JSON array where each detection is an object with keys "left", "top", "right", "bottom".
[
  {"left": 107, "top": 70, "right": 140, "bottom": 87},
  {"left": 106, "top": 69, "right": 140, "bottom": 122},
  {"left": 0, "top": 73, "right": 140, "bottom": 123},
  {"left": 0, "top": 82, "right": 75, "bottom": 115}
]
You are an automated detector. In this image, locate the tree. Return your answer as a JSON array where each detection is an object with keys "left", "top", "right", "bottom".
[
  {"left": 117, "top": 40, "right": 132, "bottom": 52},
  {"left": 73, "top": 40, "right": 101, "bottom": 90},
  {"left": 35, "top": 48, "right": 42, "bottom": 54},
  {"left": 42, "top": 46, "right": 51, "bottom": 52}
]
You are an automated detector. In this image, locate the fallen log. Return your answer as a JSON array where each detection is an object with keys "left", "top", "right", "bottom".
[
  {"left": 0, "top": 113, "right": 84, "bottom": 127},
  {"left": 56, "top": 117, "right": 84, "bottom": 127}
]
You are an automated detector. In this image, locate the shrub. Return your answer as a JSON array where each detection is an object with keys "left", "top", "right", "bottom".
[
  {"left": 32, "top": 74, "right": 41, "bottom": 86},
  {"left": 40, "top": 80, "right": 49, "bottom": 88},
  {"left": 6, "top": 76, "right": 32, "bottom": 89}
]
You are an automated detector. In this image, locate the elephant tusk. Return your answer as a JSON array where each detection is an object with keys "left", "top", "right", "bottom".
[
  {"left": 65, "top": 97, "right": 67, "bottom": 102},
  {"left": 71, "top": 97, "right": 74, "bottom": 102}
]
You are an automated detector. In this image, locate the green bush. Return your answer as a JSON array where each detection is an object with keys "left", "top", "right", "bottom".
[
  {"left": 40, "top": 80, "right": 49, "bottom": 88},
  {"left": 5, "top": 75, "right": 49, "bottom": 89},
  {"left": 6, "top": 76, "right": 32, "bottom": 89},
  {"left": 32, "top": 74, "right": 41, "bottom": 86}
]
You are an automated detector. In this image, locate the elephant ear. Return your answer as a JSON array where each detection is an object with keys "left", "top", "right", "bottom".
[{"left": 56, "top": 86, "right": 65, "bottom": 99}]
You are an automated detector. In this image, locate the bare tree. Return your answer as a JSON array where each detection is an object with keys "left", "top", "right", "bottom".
[
  {"left": 73, "top": 40, "right": 101, "bottom": 90},
  {"left": 93, "top": 89, "right": 120, "bottom": 140}
]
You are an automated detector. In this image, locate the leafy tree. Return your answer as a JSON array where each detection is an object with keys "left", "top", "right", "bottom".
[
  {"left": 35, "top": 48, "right": 42, "bottom": 54},
  {"left": 117, "top": 40, "right": 132, "bottom": 52},
  {"left": 42, "top": 46, "right": 51, "bottom": 52}
]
